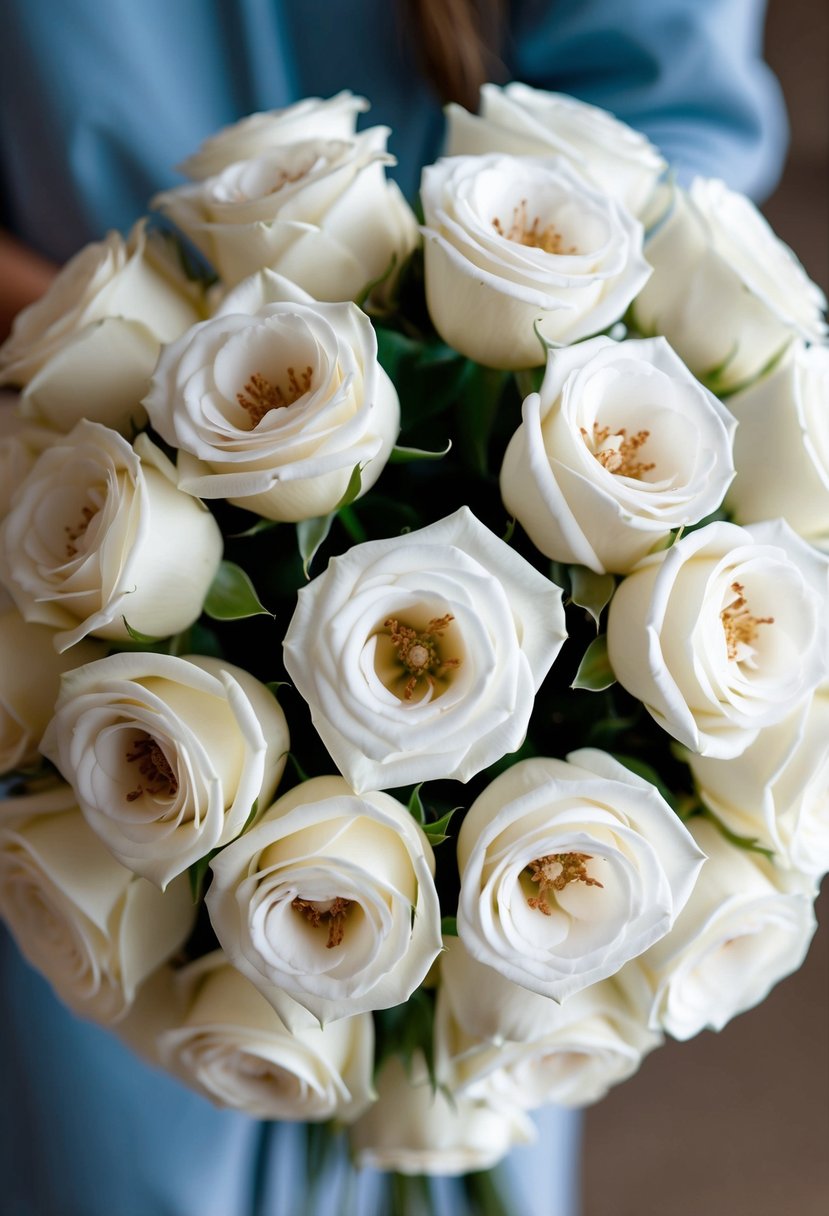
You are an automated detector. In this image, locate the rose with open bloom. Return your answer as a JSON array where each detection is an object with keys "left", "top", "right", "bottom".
[
  {"left": 0, "top": 809, "right": 194, "bottom": 1022},
  {"left": 0, "top": 421, "right": 223, "bottom": 651},
  {"left": 607, "top": 519, "right": 829, "bottom": 758},
  {"left": 206, "top": 775, "right": 442, "bottom": 1029},
  {"left": 500, "top": 335, "right": 736, "bottom": 574},
  {"left": 143, "top": 289, "right": 399, "bottom": 521},
  {"left": 282, "top": 507, "right": 567, "bottom": 792},
  {"left": 420, "top": 153, "right": 650, "bottom": 369},
  {"left": 41, "top": 652, "right": 289, "bottom": 888},
  {"left": 157, "top": 953, "right": 374, "bottom": 1122},
  {"left": 456, "top": 752, "right": 704, "bottom": 1002}
]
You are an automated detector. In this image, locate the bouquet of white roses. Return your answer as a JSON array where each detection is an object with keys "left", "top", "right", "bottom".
[{"left": 0, "top": 83, "right": 826, "bottom": 1207}]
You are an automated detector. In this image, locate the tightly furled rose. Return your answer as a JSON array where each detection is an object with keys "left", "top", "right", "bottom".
[
  {"left": 206, "top": 776, "right": 442, "bottom": 1029},
  {"left": 153, "top": 127, "right": 418, "bottom": 295},
  {"left": 632, "top": 179, "right": 828, "bottom": 391},
  {"left": 456, "top": 752, "right": 704, "bottom": 1002},
  {"left": 41, "top": 652, "right": 289, "bottom": 888},
  {"left": 0, "top": 809, "right": 194, "bottom": 1022},
  {"left": 143, "top": 288, "right": 399, "bottom": 521},
  {"left": 0, "top": 222, "right": 200, "bottom": 434},
  {"left": 0, "top": 421, "right": 223, "bottom": 651},
  {"left": 607, "top": 519, "right": 829, "bottom": 758},
  {"left": 500, "top": 336, "right": 736, "bottom": 573},
  {"left": 283, "top": 507, "right": 567, "bottom": 792},
  {"left": 420, "top": 153, "right": 650, "bottom": 369},
  {"left": 157, "top": 953, "right": 374, "bottom": 1122},
  {"left": 445, "top": 83, "right": 667, "bottom": 218}
]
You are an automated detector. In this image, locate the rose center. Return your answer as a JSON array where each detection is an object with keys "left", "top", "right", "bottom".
[
  {"left": 492, "top": 199, "right": 577, "bottom": 255},
  {"left": 237, "top": 366, "right": 313, "bottom": 426},
  {"left": 383, "top": 613, "right": 461, "bottom": 702},
  {"left": 291, "top": 896, "right": 353, "bottom": 949},
  {"left": 581, "top": 422, "right": 655, "bottom": 480},
  {"left": 524, "top": 852, "right": 603, "bottom": 916},
  {"left": 125, "top": 734, "right": 179, "bottom": 802},
  {"left": 64, "top": 504, "right": 99, "bottom": 558},
  {"left": 720, "top": 581, "right": 774, "bottom": 661}
]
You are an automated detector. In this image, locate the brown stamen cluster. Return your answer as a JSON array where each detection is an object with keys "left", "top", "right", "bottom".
[
  {"left": 721, "top": 581, "right": 774, "bottom": 660},
  {"left": 237, "top": 366, "right": 313, "bottom": 425},
  {"left": 65, "top": 505, "right": 97, "bottom": 558},
  {"left": 526, "top": 852, "right": 603, "bottom": 915},
  {"left": 292, "top": 896, "right": 353, "bottom": 948},
  {"left": 384, "top": 614, "right": 461, "bottom": 701},
  {"left": 581, "top": 422, "right": 655, "bottom": 479},
  {"left": 492, "top": 199, "right": 576, "bottom": 254},
  {"left": 125, "top": 736, "right": 178, "bottom": 802}
]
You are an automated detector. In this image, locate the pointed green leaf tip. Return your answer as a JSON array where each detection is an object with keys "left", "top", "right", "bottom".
[
  {"left": 571, "top": 634, "right": 616, "bottom": 691},
  {"left": 569, "top": 566, "right": 616, "bottom": 629},
  {"left": 203, "top": 561, "right": 270, "bottom": 620}
]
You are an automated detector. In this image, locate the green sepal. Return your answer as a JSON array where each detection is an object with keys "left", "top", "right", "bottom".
[
  {"left": 388, "top": 439, "right": 452, "bottom": 464},
  {"left": 203, "top": 561, "right": 271, "bottom": 620},
  {"left": 701, "top": 806, "right": 776, "bottom": 862},
  {"left": 569, "top": 566, "right": 616, "bottom": 629},
  {"left": 296, "top": 464, "right": 364, "bottom": 578},
  {"left": 121, "top": 617, "right": 164, "bottom": 645},
  {"left": 423, "top": 807, "right": 460, "bottom": 846},
  {"left": 407, "top": 783, "right": 426, "bottom": 825},
  {"left": 571, "top": 634, "right": 616, "bottom": 691}
]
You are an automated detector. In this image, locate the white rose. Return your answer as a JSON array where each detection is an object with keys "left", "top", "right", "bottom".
[
  {"left": 607, "top": 519, "right": 829, "bottom": 758},
  {"left": 0, "top": 609, "right": 105, "bottom": 773},
  {"left": 727, "top": 343, "right": 829, "bottom": 541},
  {"left": 500, "top": 335, "right": 736, "bottom": 574},
  {"left": 445, "top": 82, "right": 667, "bottom": 218},
  {"left": 0, "top": 420, "right": 223, "bottom": 651},
  {"left": 143, "top": 295, "right": 399, "bottom": 521},
  {"left": 456, "top": 752, "right": 704, "bottom": 1002},
  {"left": 156, "top": 953, "right": 374, "bottom": 1122},
  {"left": 349, "top": 1053, "right": 535, "bottom": 1176},
  {"left": 0, "top": 808, "right": 194, "bottom": 1022},
  {"left": 206, "top": 775, "right": 442, "bottom": 1029},
  {"left": 624, "top": 818, "right": 817, "bottom": 1039},
  {"left": 0, "top": 221, "right": 201, "bottom": 434},
  {"left": 688, "top": 688, "right": 829, "bottom": 878},
  {"left": 0, "top": 780, "right": 77, "bottom": 829},
  {"left": 153, "top": 128, "right": 419, "bottom": 295},
  {"left": 283, "top": 507, "right": 567, "bottom": 792},
  {"left": 632, "top": 180, "right": 828, "bottom": 391},
  {"left": 420, "top": 153, "right": 650, "bottom": 369},
  {"left": 40, "top": 651, "right": 289, "bottom": 888},
  {"left": 178, "top": 91, "right": 370, "bottom": 179},
  {"left": 0, "top": 410, "right": 57, "bottom": 521}
]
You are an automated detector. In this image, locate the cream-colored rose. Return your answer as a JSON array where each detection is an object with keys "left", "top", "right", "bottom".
[
  {"left": 607, "top": 519, "right": 829, "bottom": 758},
  {"left": 456, "top": 752, "right": 704, "bottom": 1002},
  {"left": 445, "top": 83, "right": 667, "bottom": 219},
  {"left": 207, "top": 775, "right": 442, "bottom": 1029},
  {"left": 350, "top": 1053, "right": 535, "bottom": 1176},
  {"left": 0, "top": 808, "right": 194, "bottom": 1022},
  {"left": 0, "top": 410, "right": 57, "bottom": 521},
  {"left": 632, "top": 180, "right": 828, "bottom": 391},
  {"left": 178, "top": 92, "right": 370, "bottom": 179},
  {"left": 153, "top": 128, "right": 418, "bottom": 295},
  {"left": 420, "top": 153, "right": 650, "bottom": 369},
  {"left": 143, "top": 293, "right": 399, "bottom": 521},
  {"left": 156, "top": 953, "right": 374, "bottom": 1122},
  {"left": 0, "top": 609, "right": 104, "bottom": 773},
  {"left": 0, "top": 421, "right": 223, "bottom": 650},
  {"left": 0, "top": 222, "right": 200, "bottom": 434},
  {"left": 500, "top": 335, "right": 736, "bottom": 573},
  {"left": 688, "top": 688, "right": 829, "bottom": 878},
  {"left": 40, "top": 652, "right": 289, "bottom": 888},
  {"left": 623, "top": 818, "right": 817, "bottom": 1039},
  {"left": 727, "top": 343, "right": 829, "bottom": 541},
  {"left": 0, "top": 779, "right": 77, "bottom": 829},
  {"left": 283, "top": 507, "right": 567, "bottom": 792}
]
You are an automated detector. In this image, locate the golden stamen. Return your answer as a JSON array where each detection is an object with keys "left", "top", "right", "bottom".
[
  {"left": 292, "top": 896, "right": 353, "bottom": 948},
  {"left": 125, "top": 736, "right": 178, "bottom": 802},
  {"left": 384, "top": 614, "right": 461, "bottom": 701},
  {"left": 720, "top": 581, "right": 774, "bottom": 660},
  {"left": 492, "top": 199, "right": 577, "bottom": 254},
  {"left": 525, "top": 853, "right": 603, "bottom": 915},
  {"left": 580, "top": 422, "right": 655, "bottom": 479},
  {"left": 65, "top": 505, "right": 98, "bottom": 558},
  {"left": 237, "top": 366, "right": 313, "bottom": 425}
]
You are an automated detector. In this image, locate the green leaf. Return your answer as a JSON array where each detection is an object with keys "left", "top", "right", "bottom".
[
  {"left": 454, "top": 365, "right": 509, "bottom": 476},
  {"left": 441, "top": 916, "right": 458, "bottom": 937},
  {"left": 121, "top": 617, "right": 163, "bottom": 645},
  {"left": 407, "top": 784, "right": 426, "bottom": 825},
  {"left": 296, "top": 512, "right": 335, "bottom": 579},
  {"left": 336, "top": 463, "right": 364, "bottom": 510},
  {"left": 203, "top": 561, "right": 271, "bottom": 620},
  {"left": 423, "top": 806, "right": 460, "bottom": 845},
  {"left": 388, "top": 439, "right": 452, "bottom": 464},
  {"left": 571, "top": 634, "right": 616, "bottom": 691},
  {"left": 569, "top": 566, "right": 616, "bottom": 629}
]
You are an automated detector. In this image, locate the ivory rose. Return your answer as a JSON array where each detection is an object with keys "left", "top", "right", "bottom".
[
  {"left": 282, "top": 507, "right": 567, "bottom": 792},
  {"left": 445, "top": 83, "right": 667, "bottom": 218},
  {"left": 157, "top": 953, "right": 374, "bottom": 1122},
  {"left": 0, "top": 421, "right": 223, "bottom": 651},
  {"left": 456, "top": 752, "right": 704, "bottom": 1002},
  {"left": 607, "top": 519, "right": 829, "bottom": 758},
  {"left": 420, "top": 153, "right": 650, "bottom": 368},
  {"left": 0, "top": 411, "right": 57, "bottom": 521},
  {"left": 632, "top": 179, "right": 828, "bottom": 391},
  {"left": 500, "top": 335, "right": 736, "bottom": 573},
  {"left": 206, "top": 776, "right": 442, "bottom": 1029},
  {"left": 143, "top": 290, "right": 399, "bottom": 521},
  {"left": 0, "top": 222, "right": 200, "bottom": 434},
  {"left": 0, "top": 808, "right": 195, "bottom": 1022},
  {"left": 40, "top": 652, "right": 289, "bottom": 888}
]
